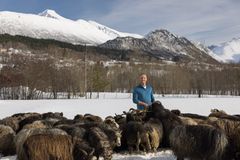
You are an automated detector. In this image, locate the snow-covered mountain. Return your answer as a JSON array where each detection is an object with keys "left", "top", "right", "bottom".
[
  {"left": 209, "top": 38, "right": 240, "bottom": 63},
  {"left": 194, "top": 42, "right": 226, "bottom": 63},
  {"left": 0, "top": 9, "right": 142, "bottom": 45},
  {"left": 100, "top": 29, "right": 218, "bottom": 63}
]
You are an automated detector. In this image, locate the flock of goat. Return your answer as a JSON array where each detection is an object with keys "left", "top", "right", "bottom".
[{"left": 0, "top": 101, "right": 240, "bottom": 160}]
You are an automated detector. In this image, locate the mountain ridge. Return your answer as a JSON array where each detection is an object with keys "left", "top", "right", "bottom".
[
  {"left": 100, "top": 29, "right": 219, "bottom": 64},
  {"left": 0, "top": 10, "right": 142, "bottom": 45}
]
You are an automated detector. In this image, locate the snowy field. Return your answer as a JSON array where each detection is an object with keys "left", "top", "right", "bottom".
[
  {"left": 0, "top": 93, "right": 240, "bottom": 119},
  {"left": 0, "top": 93, "right": 240, "bottom": 160},
  {"left": 0, "top": 150, "right": 175, "bottom": 160}
]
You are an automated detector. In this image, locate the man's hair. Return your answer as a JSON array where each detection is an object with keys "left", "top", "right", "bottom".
[{"left": 139, "top": 73, "right": 147, "bottom": 77}]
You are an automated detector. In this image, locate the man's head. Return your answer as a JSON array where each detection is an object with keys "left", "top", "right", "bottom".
[{"left": 139, "top": 73, "right": 147, "bottom": 86}]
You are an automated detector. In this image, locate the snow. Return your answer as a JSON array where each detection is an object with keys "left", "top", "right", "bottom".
[
  {"left": 0, "top": 10, "right": 142, "bottom": 45},
  {"left": 0, "top": 94, "right": 240, "bottom": 119},
  {"left": 0, "top": 150, "right": 175, "bottom": 160},
  {"left": 194, "top": 42, "right": 226, "bottom": 62},
  {"left": 1, "top": 93, "right": 240, "bottom": 159},
  {"left": 38, "top": 9, "right": 66, "bottom": 20},
  {"left": 0, "top": 63, "right": 3, "bottom": 70},
  {"left": 209, "top": 38, "right": 240, "bottom": 63},
  {"left": 88, "top": 20, "right": 143, "bottom": 39},
  {"left": 113, "top": 150, "right": 175, "bottom": 160},
  {"left": 0, "top": 156, "right": 16, "bottom": 160}
]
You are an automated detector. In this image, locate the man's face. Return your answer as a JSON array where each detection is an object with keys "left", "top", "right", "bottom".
[{"left": 140, "top": 74, "right": 147, "bottom": 85}]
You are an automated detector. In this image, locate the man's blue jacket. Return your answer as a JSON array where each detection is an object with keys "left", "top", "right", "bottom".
[{"left": 132, "top": 84, "right": 155, "bottom": 110}]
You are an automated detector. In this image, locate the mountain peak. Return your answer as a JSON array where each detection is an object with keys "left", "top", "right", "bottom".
[
  {"left": 146, "top": 29, "right": 173, "bottom": 37},
  {"left": 38, "top": 9, "right": 64, "bottom": 20},
  {"left": 209, "top": 37, "right": 240, "bottom": 63},
  {"left": 145, "top": 29, "right": 178, "bottom": 43}
]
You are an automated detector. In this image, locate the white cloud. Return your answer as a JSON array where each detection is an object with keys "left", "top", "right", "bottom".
[{"left": 96, "top": 0, "right": 240, "bottom": 45}]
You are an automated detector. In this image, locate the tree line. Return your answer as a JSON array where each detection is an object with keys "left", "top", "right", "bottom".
[{"left": 1, "top": 53, "right": 240, "bottom": 99}]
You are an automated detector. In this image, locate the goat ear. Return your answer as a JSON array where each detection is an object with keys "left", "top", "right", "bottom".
[{"left": 123, "top": 111, "right": 127, "bottom": 114}]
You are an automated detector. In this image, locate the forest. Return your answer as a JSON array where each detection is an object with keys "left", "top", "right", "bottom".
[{"left": 0, "top": 55, "right": 240, "bottom": 99}]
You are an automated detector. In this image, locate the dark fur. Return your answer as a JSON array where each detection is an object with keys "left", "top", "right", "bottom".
[
  {"left": 179, "top": 116, "right": 198, "bottom": 125},
  {"left": 104, "top": 117, "right": 119, "bottom": 131},
  {"left": 114, "top": 114, "right": 126, "bottom": 130},
  {"left": 0, "top": 117, "right": 19, "bottom": 132},
  {"left": 209, "top": 109, "right": 240, "bottom": 121},
  {"left": 124, "top": 109, "right": 147, "bottom": 123},
  {"left": 22, "top": 120, "right": 48, "bottom": 130},
  {"left": 170, "top": 109, "right": 181, "bottom": 116},
  {"left": 114, "top": 114, "right": 127, "bottom": 151},
  {"left": 171, "top": 110, "right": 207, "bottom": 124},
  {"left": 54, "top": 119, "right": 79, "bottom": 126},
  {"left": 147, "top": 101, "right": 182, "bottom": 147},
  {"left": 73, "top": 137, "right": 95, "bottom": 160},
  {"left": 57, "top": 125, "right": 87, "bottom": 140},
  {"left": 17, "top": 115, "right": 42, "bottom": 132},
  {"left": 0, "top": 113, "right": 40, "bottom": 132},
  {"left": 87, "top": 127, "right": 113, "bottom": 160},
  {"left": 181, "top": 113, "right": 208, "bottom": 120},
  {"left": 42, "top": 112, "right": 66, "bottom": 120},
  {"left": 75, "top": 121, "right": 121, "bottom": 149},
  {"left": 207, "top": 117, "right": 240, "bottom": 159},
  {"left": 0, "top": 125, "right": 16, "bottom": 156},
  {"left": 170, "top": 125, "right": 228, "bottom": 160},
  {"left": 74, "top": 114, "right": 84, "bottom": 121},
  {"left": 125, "top": 121, "right": 151, "bottom": 153},
  {"left": 84, "top": 114, "right": 103, "bottom": 123}
]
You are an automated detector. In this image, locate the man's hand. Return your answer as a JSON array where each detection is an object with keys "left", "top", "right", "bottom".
[{"left": 138, "top": 101, "right": 149, "bottom": 109}]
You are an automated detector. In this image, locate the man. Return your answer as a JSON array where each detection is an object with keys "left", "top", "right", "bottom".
[{"left": 132, "top": 74, "right": 155, "bottom": 110}]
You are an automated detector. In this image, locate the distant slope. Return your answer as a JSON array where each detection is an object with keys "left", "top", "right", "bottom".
[
  {"left": 209, "top": 38, "right": 240, "bottom": 63},
  {"left": 100, "top": 29, "right": 219, "bottom": 64},
  {"left": 0, "top": 9, "right": 142, "bottom": 45}
]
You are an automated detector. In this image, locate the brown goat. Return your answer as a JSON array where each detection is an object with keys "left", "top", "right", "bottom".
[
  {"left": 144, "top": 118, "right": 164, "bottom": 152},
  {"left": 23, "top": 134, "right": 73, "bottom": 160},
  {"left": 15, "top": 128, "right": 68, "bottom": 160}
]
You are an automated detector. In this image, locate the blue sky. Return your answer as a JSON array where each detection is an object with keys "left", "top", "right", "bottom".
[{"left": 0, "top": 0, "right": 240, "bottom": 45}]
